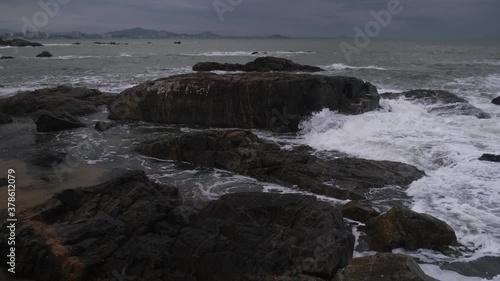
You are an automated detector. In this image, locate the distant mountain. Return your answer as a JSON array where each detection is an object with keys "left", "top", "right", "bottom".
[{"left": 106, "top": 27, "right": 289, "bottom": 39}]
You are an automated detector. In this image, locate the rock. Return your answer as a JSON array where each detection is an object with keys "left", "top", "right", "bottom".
[
  {"left": 72, "top": 42, "right": 81, "bottom": 45},
  {"left": 479, "top": 154, "right": 500, "bottom": 162},
  {"left": 36, "top": 51, "right": 53, "bottom": 58},
  {"left": 0, "top": 171, "right": 354, "bottom": 281},
  {"left": 440, "top": 256, "right": 500, "bottom": 280},
  {"left": 138, "top": 130, "right": 425, "bottom": 200},
  {"left": 0, "top": 38, "right": 43, "bottom": 47},
  {"left": 492, "top": 96, "right": 500, "bottom": 105},
  {"left": 365, "top": 206, "right": 457, "bottom": 252},
  {"left": 0, "top": 56, "right": 14, "bottom": 59},
  {"left": 342, "top": 201, "right": 380, "bottom": 223},
  {"left": 251, "top": 51, "right": 259, "bottom": 55},
  {"left": 0, "top": 85, "right": 4, "bottom": 88},
  {"left": 109, "top": 72, "right": 380, "bottom": 132},
  {"left": 0, "top": 85, "right": 114, "bottom": 116},
  {"left": 94, "top": 121, "right": 115, "bottom": 131},
  {"left": 333, "top": 253, "right": 438, "bottom": 281},
  {"left": 0, "top": 112, "right": 12, "bottom": 124},
  {"left": 32, "top": 110, "right": 86, "bottom": 132},
  {"left": 381, "top": 90, "right": 490, "bottom": 119},
  {"left": 193, "top": 56, "right": 324, "bottom": 72},
  {"left": 174, "top": 41, "right": 181, "bottom": 44}
]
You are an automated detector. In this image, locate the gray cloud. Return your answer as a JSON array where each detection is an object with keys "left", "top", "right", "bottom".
[{"left": 0, "top": 0, "right": 498, "bottom": 40}]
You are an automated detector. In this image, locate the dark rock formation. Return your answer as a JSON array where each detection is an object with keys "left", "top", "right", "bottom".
[
  {"left": 440, "top": 256, "right": 500, "bottom": 280},
  {"left": 0, "top": 85, "right": 114, "bottom": 116},
  {"left": 342, "top": 201, "right": 380, "bottom": 223},
  {"left": 333, "top": 253, "right": 438, "bottom": 281},
  {"left": 0, "top": 112, "right": 12, "bottom": 124},
  {"left": 479, "top": 154, "right": 500, "bottom": 162},
  {"left": 36, "top": 51, "right": 53, "bottom": 58},
  {"left": 365, "top": 206, "right": 457, "bottom": 252},
  {"left": 251, "top": 51, "right": 259, "bottom": 55},
  {"left": 492, "top": 96, "right": 500, "bottom": 105},
  {"left": 138, "top": 130, "right": 425, "bottom": 200},
  {"left": 0, "top": 38, "right": 43, "bottom": 47},
  {"left": 381, "top": 90, "right": 491, "bottom": 119},
  {"left": 0, "top": 56, "right": 14, "bottom": 59},
  {"left": 94, "top": 121, "right": 115, "bottom": 131},
  {"left": 109, "top": 72, "right": 380, "bottom": 132},
  {"left": 73, "top": 42, "right": 81, "bottom": 45},
  {"left": 32, "top": 110, "right": 86, "bottom": 132},
  {"left": 0, "top": 171, "right": 354, "bottom": 281},
  {"left": 193, "top": 56, "right": 323, "bottom": 72}
]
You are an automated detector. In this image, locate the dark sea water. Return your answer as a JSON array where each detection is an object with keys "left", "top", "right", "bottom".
[{"left": 1, "top": 39, "right": 499, "bottom": 280}]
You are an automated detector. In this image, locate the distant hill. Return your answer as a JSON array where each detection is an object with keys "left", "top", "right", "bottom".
[{"left": 106, "top": 27, "right": 289, "bottom": 39}]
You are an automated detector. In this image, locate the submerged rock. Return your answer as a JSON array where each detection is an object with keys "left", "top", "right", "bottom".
[
  {"left": 492, "top": 96, "right": 500, "bottom": 105},
  {"left": 0, "top": 171, "right": 354, "bottom": 281},
  {"left": 333, "top": 253, "right": 438, "bottom": 281},
  {"left": 33, "top": 110, "right": 86, "bottom": 132},
  {"left": 440, "top": 256, "right": 500, "bottom": 280},
  {"left": 0, "top": 56, "right": 14, "bottom": 59},
  {"left": 342, "top": 201, "right": 380, "bottom": 223},
  {"left": 109, "top": 72, "right": 380, "bottom": 132},
  {"left": 193, "top": 56, "right": 323, "bottom": 72},
  {"left": 138, "top": 130, "right": 425, "bottom": 200},
  {"left": 36, "top": 51, "right": 53, "bottom": 58},
  {"left": 365, "top": 206, "right": 457, "bottom": 252},
  {"left": 94, "top": 121, "right": 115, "bottom": 131},
  {"left": 0, "top": 85, "right": 114, "bottom": 116},
  {"left": 381, "top": 90, "right": 491, "bottom": 119},
  {"left": 479, "top": 154, "right": 500, "bottom": 162},
  {"left": 0, "top": 38, "right": 43, "bottom": 47},
  {"left": 0, "top": 112, "right": 12, "bottom": 124}
]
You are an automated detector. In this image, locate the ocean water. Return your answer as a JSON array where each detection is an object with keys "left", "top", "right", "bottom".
[{"left": 1, "top": 39, "right": 500, "bottom": 280}]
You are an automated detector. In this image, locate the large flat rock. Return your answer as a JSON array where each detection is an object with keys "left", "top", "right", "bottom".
[{"left": 109, "top": 73, "right": 380, "bottom": 132}]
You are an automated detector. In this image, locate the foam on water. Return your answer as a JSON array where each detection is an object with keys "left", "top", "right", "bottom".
[
  {"left": 182, "top": 50, "right": 314, "bottom": 57},
  {"left": 322, "top": 63, "right": 387, "bottom": 71},
  {"left": 298, "top": 98, "right": 500, "bottom": 274}
]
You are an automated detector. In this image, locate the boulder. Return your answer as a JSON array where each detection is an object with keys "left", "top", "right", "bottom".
[
  {"left": 32, "top": 110, "right": 86, "bottom": 132},
  {"left": 109, "top": 72, "right": 380, "bottom": 132},
  {"left": 381, "top": 90, "right": 490, "bottom": 119},
  {"left": 333, "top": 253, "right": 438, "bottom": 281},
  {"left": 36, "top": 51, "right": 53, "bottom": 58},
  {"left": 0, "top": 171, "right": 354, "bottom": 281},
  {"left": 0, "top": 56, "right": 14, "bottom": 59},
  {"left": 342, "top": 201, "right": 380, "bottom": 223},
  {"left": 365, "top": 206, "right": 457, "bottom": 251},
  {"left": 94, "top": 121, "right": 115, "bottom": 131},
  {"left": 440, "top": 256, "right": 500, "bottom": 280},
  {"left": 492, "top": 97, "right": 500, "bottom": 105},
  {"left": 0, "top": 38, "right": 43, "bottom": 47},
  {"left": 138, "top": 130, "right": 425, "bottom": 200},
  {"left": 0, "top": 85, "right": 114, "bottom": 116},
  {"left": 479, "top": 154, "right": 500, "bottom": 162},
  {"left": 0, "top": 112, "right": 12, "bottom": 124},
  {"left": 193, "top": 56, "right": 323, "bottom": 72}
]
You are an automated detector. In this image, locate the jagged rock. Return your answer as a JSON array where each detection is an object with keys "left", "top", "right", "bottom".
[
  {"left": 32, "top": 110, "right": 86, "bottom": 132},
  {"left": 0, "top": 171, "right": 354, "bottom": 281},
  {"left": 251, "top": 51, "right": 259, "bottom": 55},
  {"left": 0, "top": 56, "right": 14, "bottom": 59},
  {"left": 381, "top": 90, "right": 491, "bottom": 119},
  {"left": 333, "top": 253, "right": 438, "bottom": 281},
  {"left": 0, "top": 112, "right": 12, "bottom": 124},
  {"left": 479, "top": 154, "right": 500, "bottom": 162},
  {"left": 0, "top": 85, "right": 114, "bottom": 116},
  {"left": 342, "top": 201, "right": 380, "bottom": 223},
  {"left": 94, "top": 121, "right": 115, "bottom": 132},
  {"left": 0, "top": 38, "right": 43, "bottom": 47},
  {"left": 193, "top": 56, "right": 323, "bottom": 72},
  {"left": 492, "top": 97, "right": 500, "bottom": 105},
  {"left": 36, "top": 51, "right": 53, "bottom": 58},
  {"left": 138, "top": 130, "right": 425, "bottom": 200},
  {"left": 365, "top": 206, "right": 457, "bottom": 251},
  {"left": 109, "top": 72, "right": 380, "bottom": 132}
]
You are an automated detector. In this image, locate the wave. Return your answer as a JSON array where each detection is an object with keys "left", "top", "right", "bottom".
[
  {"left": 181, "top": 50, "right": 315, "bottom": 57},
  {"left": 119, "top": 52, "right": 132, "bottom": 57},
  {"left": 42, "top": 43, "right": 74, "bottom": 47},
  {"left": 322, "top": 63, "right": 387, "bottom": 71},
  {"left": 54, "top": 55, "right": 105, "bottom": 60},
  {"left": 473, "top": 59, "right": 500, "bottom": 66}
]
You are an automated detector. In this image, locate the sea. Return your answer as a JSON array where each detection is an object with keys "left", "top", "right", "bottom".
[{"left": 1, "top": 39, "right": 499, "bottom": 280}]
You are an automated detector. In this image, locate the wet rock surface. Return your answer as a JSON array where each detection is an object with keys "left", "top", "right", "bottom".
[
  {"left": 138, "top": 130, "right": 425, "bottom": 200},
  {"left": 193, "top": 56, "right": 324, "bottom": 72},
  {"left": 440, "top": 256, "right": 500, "bottom": 280},
  {"left": 333, "top": 253, "right": 438, "bottom": 281},
  {"left": 94, "top": 121, "right": 115, "bottom": 131},
  {"left": 365, "top": 206, "right": 458, "bottom": 252},
  {"left": 492, "top": 96, "right": 500, "bottom": 105},
  {"left": 0, "top": 85, "right": 114, "bottom": 117},
  {"left": 35, "top": 51, "right": 53, "bottom": 58},
  {"left": 479, "top": 154, "right": 500, "bottom": 162},
  {"left": 0, "top": 38, "right": 43, "bottom": 47},
  {"left": 0, "top": 171, "right": 355, "bottom": 281},
  {"left": 109, "top": 72, "right": 380, "bottom": 132},
  {"left": 32, "top": 110, "right": 86, "bottom": 132},
  {"left": 0, "top": 112, "right": 13, "bottom": 124},
  {"left": 381, "top": 90, "right": 491, "bottom": 119},
  {"left": 341, "top": 201, "right": 380, "bottom": 223}
]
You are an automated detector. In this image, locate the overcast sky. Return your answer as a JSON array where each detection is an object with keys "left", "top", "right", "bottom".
[{"left": 0, "top": 0, "right": 499, "bottom": 41}]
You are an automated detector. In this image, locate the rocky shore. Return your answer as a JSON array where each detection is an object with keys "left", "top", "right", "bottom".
[{"left": 0, "top": 58, "right": 494, "bottom": 280}]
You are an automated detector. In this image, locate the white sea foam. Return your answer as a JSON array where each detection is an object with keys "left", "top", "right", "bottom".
[
  {"left": 42, "top": 43, "right": 73, "bottom": 47},
  {"left": 322, "top": 63, "right": 387, "bottom": 71},
  {"left": 182, "top": 50, "right": 314, "bottom": 57}
]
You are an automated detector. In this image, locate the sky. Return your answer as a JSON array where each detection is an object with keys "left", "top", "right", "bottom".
[{"left": 0, "top": 0, "right": 499, "bottom": 41}]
